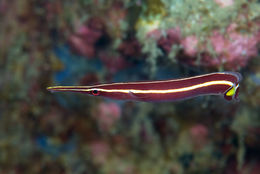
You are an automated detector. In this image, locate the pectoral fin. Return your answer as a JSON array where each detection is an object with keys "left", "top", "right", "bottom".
[{"left": 129, "top": 91, "right": 149, "bottom": 101}]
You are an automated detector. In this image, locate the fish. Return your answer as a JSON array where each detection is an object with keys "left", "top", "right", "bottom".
[{"left": 47, "top": 72, "right": 242, "bottom": 102}]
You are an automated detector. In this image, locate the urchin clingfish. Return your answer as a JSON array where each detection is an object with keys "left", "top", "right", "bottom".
[{"left": 47, "top": 72, "right": 242, "bottom": 102}]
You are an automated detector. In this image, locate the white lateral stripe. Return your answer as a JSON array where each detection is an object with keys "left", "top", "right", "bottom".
[
  {"left": 48, "top": 72, "right": 238, "bottom": 89},
  {"left": 53, "top": 80, "right": 234, "bottom": 94}
]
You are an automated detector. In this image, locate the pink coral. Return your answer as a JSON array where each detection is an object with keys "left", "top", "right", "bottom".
[
  {"left": 69, "top": 17, "right": 105, "bottom": 58},
  {"left": 190, "top": 124, "right": 209, "bottom": 150},
  {"left": 179, "top": 23, "right": 260, "bottom": 69},
  {"left": 94, "top": 102, "right": 121, "bottom": 131},
  {"left": 147, "top": 29, "right": 163, "bottom": 40},
  {"left": 69, "top": 35, "right": 95, "bottom": 57},
  {"left": 99, "top": 51, "right": 128, "bottom": 74},
  {"left": 106, "top": 1, "right": 127, "bottom": 38},
  {"left": 89, "top": 140, "right": 109, "bottom": 165},
  {"left": 45, "top": 1, "right": 62, "bottom": 21},
  {"left": 181, "top": 35, "right": 198, "bottom": 57},
  {"left": 118, "top": 38, "right": 141, "bottom": 58},
  {"left": 215, "top": 0, "right": 234, "bottom": 7},
  {"left": 209, "top": 29, "right": 259, "bottom": 69},
  {"left": 158, "top": 28, "right": 181, "bottom": 53},
  {"left": 150, "top": 19, "right": 259, "bottom": 70}
]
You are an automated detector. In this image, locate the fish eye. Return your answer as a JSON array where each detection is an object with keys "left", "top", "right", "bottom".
[{"left": 92, "top": 89, "right": 100, "bottom": 96}]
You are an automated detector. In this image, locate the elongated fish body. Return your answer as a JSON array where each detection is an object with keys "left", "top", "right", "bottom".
[{"left": 47, "top": 72, "right": 242, "bottom": 102}]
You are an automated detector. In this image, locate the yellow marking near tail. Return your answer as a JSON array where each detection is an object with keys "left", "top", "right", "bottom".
[{"left": 225, "top": 86, "right": 236, "bottom": 97}]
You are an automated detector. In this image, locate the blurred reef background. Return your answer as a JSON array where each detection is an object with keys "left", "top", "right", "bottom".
[{"left": 0, "top": 0, "right": 260, "bottom": 173}]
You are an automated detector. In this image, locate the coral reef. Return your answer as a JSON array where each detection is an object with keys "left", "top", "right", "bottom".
[
  {"left": 136, "top": 0, "right": 260, "bottom": 71},
  {"left": 0, "top": 0, "right": 259, "bottom": 173}
]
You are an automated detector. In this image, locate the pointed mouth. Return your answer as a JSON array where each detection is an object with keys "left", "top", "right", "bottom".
[
  {"left": 46, "top": 86, "right": 55, "bottom": 91},
  {"left": 46, "top": 86, "right": 67, "bottom": 92},
  {"left": 46, "top": 86, "right": 90, "bottom": 93}
]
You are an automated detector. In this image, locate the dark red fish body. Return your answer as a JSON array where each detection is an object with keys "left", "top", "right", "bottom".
[{"left": 47, "top": 72, "right": 242, "bottom": 102}]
